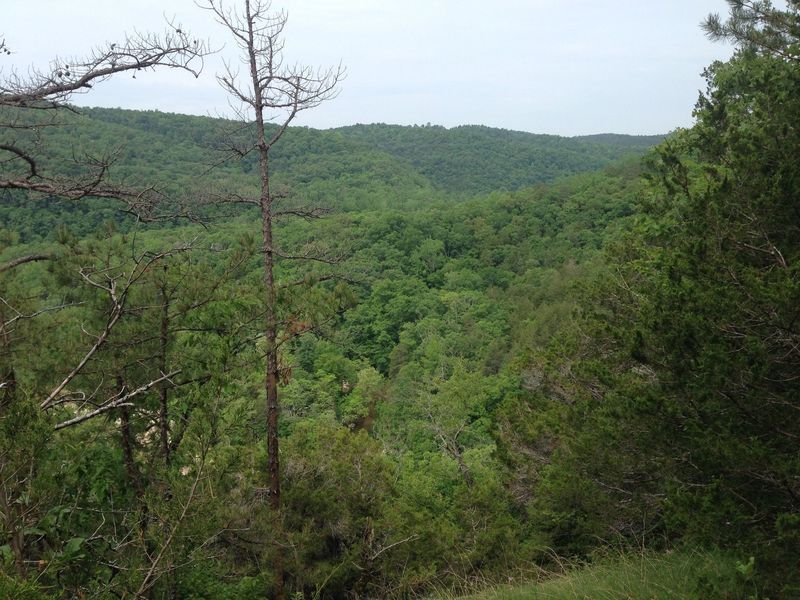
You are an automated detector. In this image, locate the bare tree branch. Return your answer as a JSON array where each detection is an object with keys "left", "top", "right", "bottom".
[
  {"left": 0, "top": 254, "right": 50, "bottom": 274},
  {"left": 0, "top": 298, "right": 83, "bottom": 333},
  {"left": 0, "top": 23, "right": 211, "bottom": 221},
  {"left": 53, "top": 370, "right": 180, "bottom": 430},
  {"left": 0, "top": 143, "right": 37, "bottom": 178},
  {"left": 0, "top": 26, "right": 208, "bottom": 109},
  {"left": 41, "top": 245, "right": 193, "bottom": 411},
  {"left": 274, "top": 206, "right": 330, "bottom": 220}
]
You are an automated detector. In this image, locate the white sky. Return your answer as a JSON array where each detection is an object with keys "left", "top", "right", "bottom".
[{"left": 3, "top": 0, "right": 736, "bottom": 135}]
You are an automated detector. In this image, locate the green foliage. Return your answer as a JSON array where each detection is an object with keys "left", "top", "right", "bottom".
[
  {"left": 280, "top": 421, "right": 396, "bottom": 598},
  {"left": 5, "top": 6, "right": 799, "bottom": 594},
  {"left": 337, "top": 123, "right": 661, "bottom": 195},
  {"left": 504, "top": 21, "right": 800, "bottom": 598},
  {"left": 0, "top": 573, "right": 56, "bottom": 600},
  {"left": 0, "top": 107, "right": 658, "bottom": 244},
  {"left": 446, "top": 550, "right": 755, "bottom": 600},
  {"left": 0, "top": 143, "right": 647, "bottom": 596}
]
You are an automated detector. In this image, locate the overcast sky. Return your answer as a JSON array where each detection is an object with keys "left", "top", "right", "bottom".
[{"left": 3, "top": 0, "right": 736, "bottom": 136}]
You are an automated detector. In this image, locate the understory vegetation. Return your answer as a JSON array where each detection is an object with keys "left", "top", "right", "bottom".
[{"left": 1, "top": 1, "right": 798, "bottom": 598}]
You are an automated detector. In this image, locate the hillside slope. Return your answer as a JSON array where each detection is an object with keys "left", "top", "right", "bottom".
[
  {"left": 1, "top": 107, "right": 661, "bottom": 242},
  {"left": 335, "top": 123, "right": 662, "bottom": 194}
]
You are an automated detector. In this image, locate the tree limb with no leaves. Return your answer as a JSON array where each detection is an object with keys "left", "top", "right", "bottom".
[{"left": 0, "top": 23, "right": 211, "bottom": 220}]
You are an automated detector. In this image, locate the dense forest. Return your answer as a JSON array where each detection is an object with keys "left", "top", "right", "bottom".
[{"left": 1, "top": 1, "right": 799, "bottom": 599}]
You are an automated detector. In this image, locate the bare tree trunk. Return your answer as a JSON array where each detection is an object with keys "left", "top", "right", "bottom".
[
  {"left": 120, "top": 403, "right": 144, "bottom": 500},
  {"left": 158, "top": 276, "right": 172, "bottom": 465},
  {"left": 244, "top": 0, "right": 282, "bottom": 516},
  {"left": 201, "top": 2, "right": 343, "bottom": 596},
  {"left": 245, "top": 6, "right": 284, "bottom": 596},
  {"left": 256, "top": 152, "right": 286, "bottom": 599},
  {"left": 259, "top": 159, "right": 281, "bottom": 510},
  {"left": 0, "top": 478, "right": 26, "bottom": 577},
  {"left": 117, "top": 379, "right": 154, "bottom": 600},
  {"left": 0, "top": 302, "right": 26, "bottom": 576}
]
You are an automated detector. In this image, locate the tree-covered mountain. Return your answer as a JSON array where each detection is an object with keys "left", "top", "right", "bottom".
[
  {"left": 3, "top": 1, "right": 799, "bottom": 598},
  {"left": 12, "top": 106, "right": 662, "bottom": 198},
  {"left": 1, "top": 152, "right": 644, "bottom": 598},
  {"left": 335, "top": 123, "right": 663, "bottom": 194},
  {"left": 1, "top": 106, "right": 661, "bottom": 244},
  {"left": 0, "top": 105, "right": 662, "bottom": 248},
  {"left": 81, "top": 108, "right": 662, "bottom": 195}
]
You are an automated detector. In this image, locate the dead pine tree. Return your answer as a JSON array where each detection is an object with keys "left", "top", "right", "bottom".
[
  {"left": 200, "top": 1, "right": 342, "bottom": 508},
  {"left": 199, "top": 1, "right": 343, "bottom": 595}
]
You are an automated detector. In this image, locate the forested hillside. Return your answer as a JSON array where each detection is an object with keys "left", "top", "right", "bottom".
[
  {"left": 2, "top": 1, "right": 799, "bottom": 599},
  {"left": 334, "top": 124, "right": 662, "bottom": 194},
  {"left": 1, "top": 106, "right": 657, "bottom": 243},
  {"left": 0, "top": 105, "right": 661, "bottom": 247}
]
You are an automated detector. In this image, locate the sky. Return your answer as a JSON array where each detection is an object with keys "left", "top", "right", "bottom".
[{"left": 3, "top": 0, "right": 736, "bottom": 136}]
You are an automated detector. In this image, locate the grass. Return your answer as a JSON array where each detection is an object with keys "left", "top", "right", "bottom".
[{"left": 437, "top": 550, "right": 751, "bottom": 600}]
